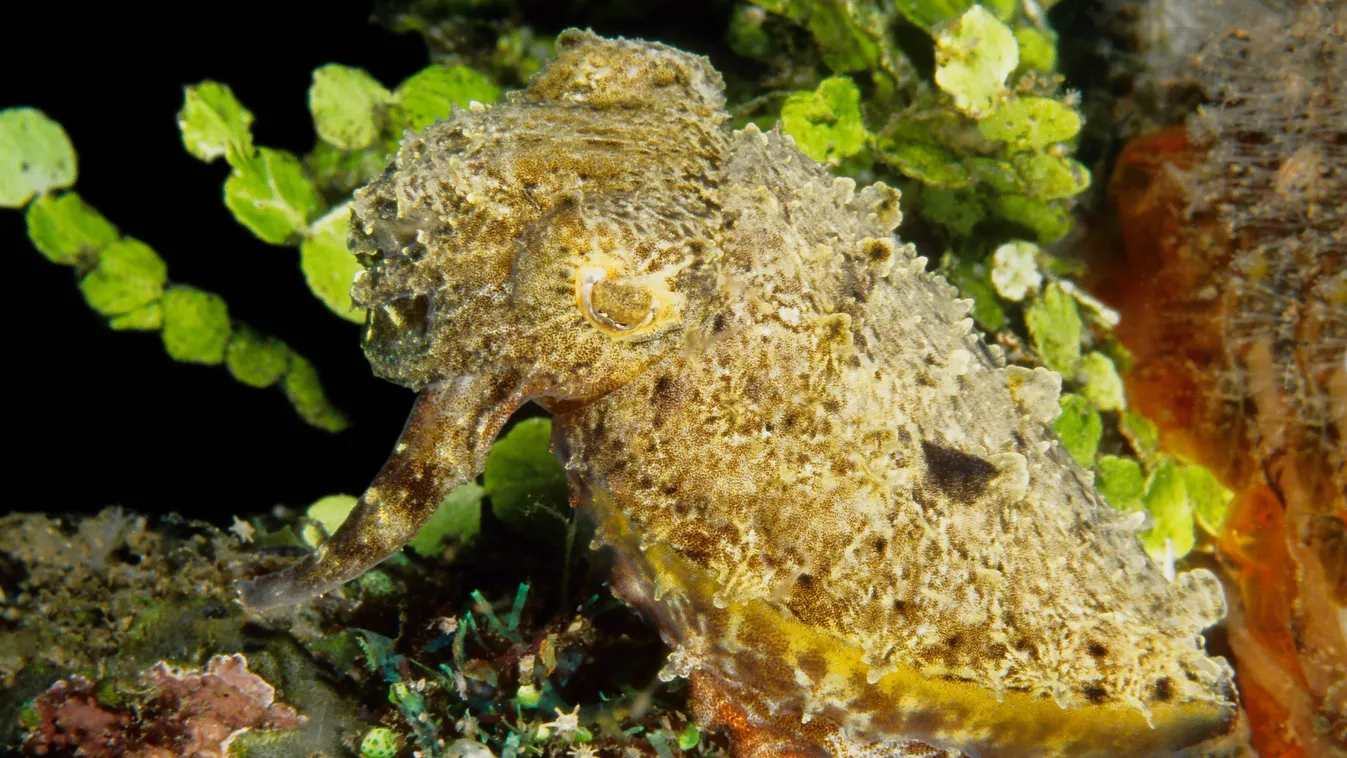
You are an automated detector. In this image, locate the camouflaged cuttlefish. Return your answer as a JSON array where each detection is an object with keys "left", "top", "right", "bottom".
[{"left": 238, "top": 31, "right": 1245, "bottom": 758}]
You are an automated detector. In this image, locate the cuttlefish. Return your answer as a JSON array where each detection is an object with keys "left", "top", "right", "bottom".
[{"left": 238, "top": 31, "right": 1244, "bottom": 757}]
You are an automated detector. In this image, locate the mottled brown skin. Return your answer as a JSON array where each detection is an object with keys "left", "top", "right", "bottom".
[{"left": 238, "top": 31, "right": 1244, "bottom": 757}]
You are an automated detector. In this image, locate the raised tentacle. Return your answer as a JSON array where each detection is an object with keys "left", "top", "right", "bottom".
[{"left": 237, "top": 371, "right": 533, "bottom": 608}]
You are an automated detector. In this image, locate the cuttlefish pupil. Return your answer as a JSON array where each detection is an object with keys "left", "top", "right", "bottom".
[{"left": 577, "top": 264, "right": 656, "bottom": 334}]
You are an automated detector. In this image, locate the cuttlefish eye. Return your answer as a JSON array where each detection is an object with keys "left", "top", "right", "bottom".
[{"left": 575, "top": 263, "right": 678, "bottom": 340}]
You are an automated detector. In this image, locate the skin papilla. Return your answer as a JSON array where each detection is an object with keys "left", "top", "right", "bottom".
[{"left": 237, "top": 30, "right": 1244, "bottom": 757}]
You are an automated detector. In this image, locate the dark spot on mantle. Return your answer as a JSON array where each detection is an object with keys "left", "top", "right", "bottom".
[
  {"left": 1154, "top": 677, "right": 1174, "bottom": 702},
  {"left": 921, "top": 440, "right": 998, "bottom": 503}
]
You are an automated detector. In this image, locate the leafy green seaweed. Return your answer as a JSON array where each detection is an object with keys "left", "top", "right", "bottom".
[{"left": 0, "top": 108, "right": 76, "bottom": 208}]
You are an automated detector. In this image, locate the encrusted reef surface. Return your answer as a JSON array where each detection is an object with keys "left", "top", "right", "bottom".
[
  {"left": 1, "top": 503, "right": 709, "bottom": 758},
  {"left": 238, "top": 31, "right": 1247, "bottom": 758},
  {"left": 1104, "top": 2, "right": 1346, "bottom": 755}
]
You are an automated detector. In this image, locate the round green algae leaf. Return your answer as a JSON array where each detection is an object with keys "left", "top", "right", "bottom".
[
  {"left": 1053, "top": 392, "right": 1102, "bottom": 468},
  {"left": 360, "top": 727, "right": 399, "bottom": 758},
  {"left": 1141, "top": 457, "right": 1197, "bottom": 562},
  {"left": 933, "top": 6, "right": 1018, "bottom": 119},
  {"left": 309, "top": 64, "right": 392, "bottom": 151},
  {"left": 394, "top": 64, "right": 501, "bottom": 132},
  {"left": 25, "top": 191, "right": 119, "bottom": 264},
  {"left": 1077, "top": 350, "right": 1126, "bottom": 412},
  {"left": 161, "top": 285, "right": 231, "bottom": 365},
  {"left": 1025, "top": 282, "right": 1082, "bottom": 375},
  {"left": 978, "top": 96, "right": 1082, "bottom": 149},
  {"left": 225, "top": 326, "right": 291, "bottom": 388},
  {"left": 283, "top": 353, "right": 350, "bottom": 432},
  {"left": 306, "top": 494, "right": 359, "bottom": 545},
  {"left": 300, "top": 202, "right": 364, "bottom": 324},
  {"left": 514, "top": 683, "right": 542, "bottom": 708},
  {"left": 484, "top": 417, "right": 569, "bottom": 533},
  {"left": 0, "top": 108, "right": 77, "bottom": 208},
  {"left": 1014, "top": 25, "right": 1058, "bottom": 73},
  {"left": 408, "top": 482, "right": 484, "bottom": 557},
  {"left": 78, "top": 237, "right": 168, "bottom": 317},
  {"left": 1096, "top": 454, "right": 1145, "bottom": 511},
  {"left": 677, "top": 724, "right": 701, "bottom": 751},
  {"left": 779, "top": 76, "right": 869, "bottom": 165},
  {"left": 177, "top": 81, "right": 255, "bottom": 165},
  {"left": 224, "top": 147, "right": 322, "bottom": 245}
]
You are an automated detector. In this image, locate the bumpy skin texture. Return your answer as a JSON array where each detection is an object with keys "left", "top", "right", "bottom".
[{"left": 239, "top": 31, "right": 1243, "bottom": 757}]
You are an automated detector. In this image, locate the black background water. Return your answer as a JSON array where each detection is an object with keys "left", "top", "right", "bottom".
[
  {"left": 3, "top": 3, "right": 436, "bottom": 521},
  {"left": 0, "top": 0, "right": 748, "bottom": 523}
]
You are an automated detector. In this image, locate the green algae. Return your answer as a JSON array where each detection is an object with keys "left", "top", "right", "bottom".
[
  {"left": 934, "top": 5, "right": 1018, "bottom": 118},
  {"left": 77, "top": 237, "right": 167, "bottom": 317},
  {"left": 24, "top": 190, "right": 117, "bottom": 264},
  {"left": 177, "top": 81, "right": 255, "bottom": 165},
  {"left": 309, "top": 64, "right": 394, "bottom": 151},
  {"left": 300, "top": 202, "right": 365, "bottom": 323},
  {"left": 1054, "top": 392, "right": 1102, "bottom": 468},
  {"left": 408, "top": 482, "right": 485, "bottom": 557},
  {"left": 0, "top": 108, "right": 76, "bottom": 208},
  {"left": 225, "top": 326, "right": 292, "bottom": 389},
  {"left": 224, "top": 147, "right": 323, "bottom": 245},
  {"left": 283, "top": 354, "right": 351, "bottom": 432},
  {"left": 1025, "top": 281, "right": 1082, "bottom": 375},
  {"left": 483, "top": 418, "right": 569, "bottom": 534},
  {"left": 160, "top": 285, "right": 232, "bottom": 365},
  {"left": 393, "top": 64, "right": 501, "bottom": 131},
  {"left": 779, "top": 76, "right": 868, "bottom": 164},
  {"left": 5, "top": 111, "right": 348, "bottom": 430}
]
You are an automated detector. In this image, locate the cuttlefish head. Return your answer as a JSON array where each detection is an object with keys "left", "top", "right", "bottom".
[{"left": 237, "top": 29, "right": 724, "bottom": 609}]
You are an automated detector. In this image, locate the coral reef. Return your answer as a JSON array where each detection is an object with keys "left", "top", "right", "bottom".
[
  {"left": 1100, "top": 2, "right": 1346, "bottom": 755},
  {"left": 25, "top": 655, "right": 304, "bottom": 758},
  {"left": 0, "top": 421, "right": 726, "bottom": 757}
]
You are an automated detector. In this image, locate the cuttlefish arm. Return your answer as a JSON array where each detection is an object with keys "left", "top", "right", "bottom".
[{"left": 237, "top": 372, "right": 534, "bottom": 609}]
